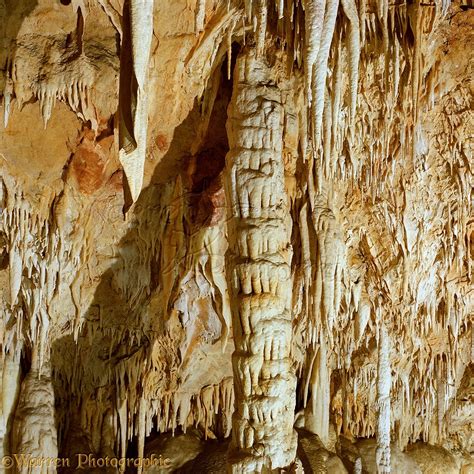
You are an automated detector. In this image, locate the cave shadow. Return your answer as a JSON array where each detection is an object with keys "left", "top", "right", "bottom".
[
  {"left": 177, "top": 438, "right": 230, "bottom": 473},
  {"left": 50, "top": 52, "right": 235, "bottom": 472},
  {"left": 1, "top": 0, "right": 39, "bottom": 83}
]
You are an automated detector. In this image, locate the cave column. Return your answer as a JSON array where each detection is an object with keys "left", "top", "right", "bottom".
[{"left": 224, "top": 46, "right": 298, "bottom": 473}]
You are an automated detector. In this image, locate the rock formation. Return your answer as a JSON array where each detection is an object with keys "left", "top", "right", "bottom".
[
  {"left": 225, "top": 47, "right": 297, "bottom": 472},
  {"left": 0, "top": 0, "right": 472, "bottom": 473}
]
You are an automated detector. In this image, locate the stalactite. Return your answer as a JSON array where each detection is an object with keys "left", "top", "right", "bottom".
[
  {"left": 71, "top": 0, "right": 88, "bottom": 18},
  {"left": 303, "top": 0, "right": 326, "bottom": 99},
  {"left": 331, "top": 35, "right": 343, "bottom": 170},
  {"left": 312, "top": 0, "right": 339, "bottom": 147},
  {"left": 277, "top": 0, "right": 285, "bottom": 19},
  {"left": 2, "top": 77, "right": 12, "bottom": 128},
  {"left": 255, "top": 0, "right": 268, "bottom": 55},
  {"left": 0, "top": 178, "right": 72, "bottom": 378},
  {"left": 195, "top": 0, "right": 206, "bottom": 33},
  {"left": 304, "top": 333, "right": 330, "bottom": 445},
  {"left": 311, "top": 200, "right": 345, "bottom": 336},
  {"left": 225, "top": 46, "right": 297, "bottom": 472},
  {"left": 359, "top": 0, "right": 366, "bottom": 47},
  {"left": 340, "top": 0, "right": 360, "bottom": 130},
  {"left": 119, "top": 0, "right": 154, "bottom": 204},
  {"left": 409, "top": 0, "right": 422, "bottom": 164},
  {"left": 97, "top": 0, "right": 123, "bottom": 36}
]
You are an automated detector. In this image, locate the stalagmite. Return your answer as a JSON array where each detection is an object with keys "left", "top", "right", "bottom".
[
  {"left": 119, "top": 0, "right": 154, "bottom": 203},
  {"left": 11, "top": 350, "right": 58, "bottom": 474},
  {"left": 376, "top": 322, "right": 392, "bottom": 473},
  {"left": 0, "top": 349, "right": 22, "bottom": 462},
  {"left": 224, "top": 46, "right": 298, "bottom": 472}
]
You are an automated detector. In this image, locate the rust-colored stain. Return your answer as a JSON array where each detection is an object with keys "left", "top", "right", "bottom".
[
  {"left": 71, "top": 143, "right": 106, "bottom": 195},
  {"left": 155, "top": 133, "right": 169, "bottom": 152}
]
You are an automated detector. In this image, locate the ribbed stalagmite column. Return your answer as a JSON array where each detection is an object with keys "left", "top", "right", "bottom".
[{"left": 225, "top": 47, "right": 298, "bottom": 472}]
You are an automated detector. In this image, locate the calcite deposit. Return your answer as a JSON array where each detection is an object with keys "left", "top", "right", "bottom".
[{"left": 0, "top": 0, "right": 472, "bottom": 473}]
